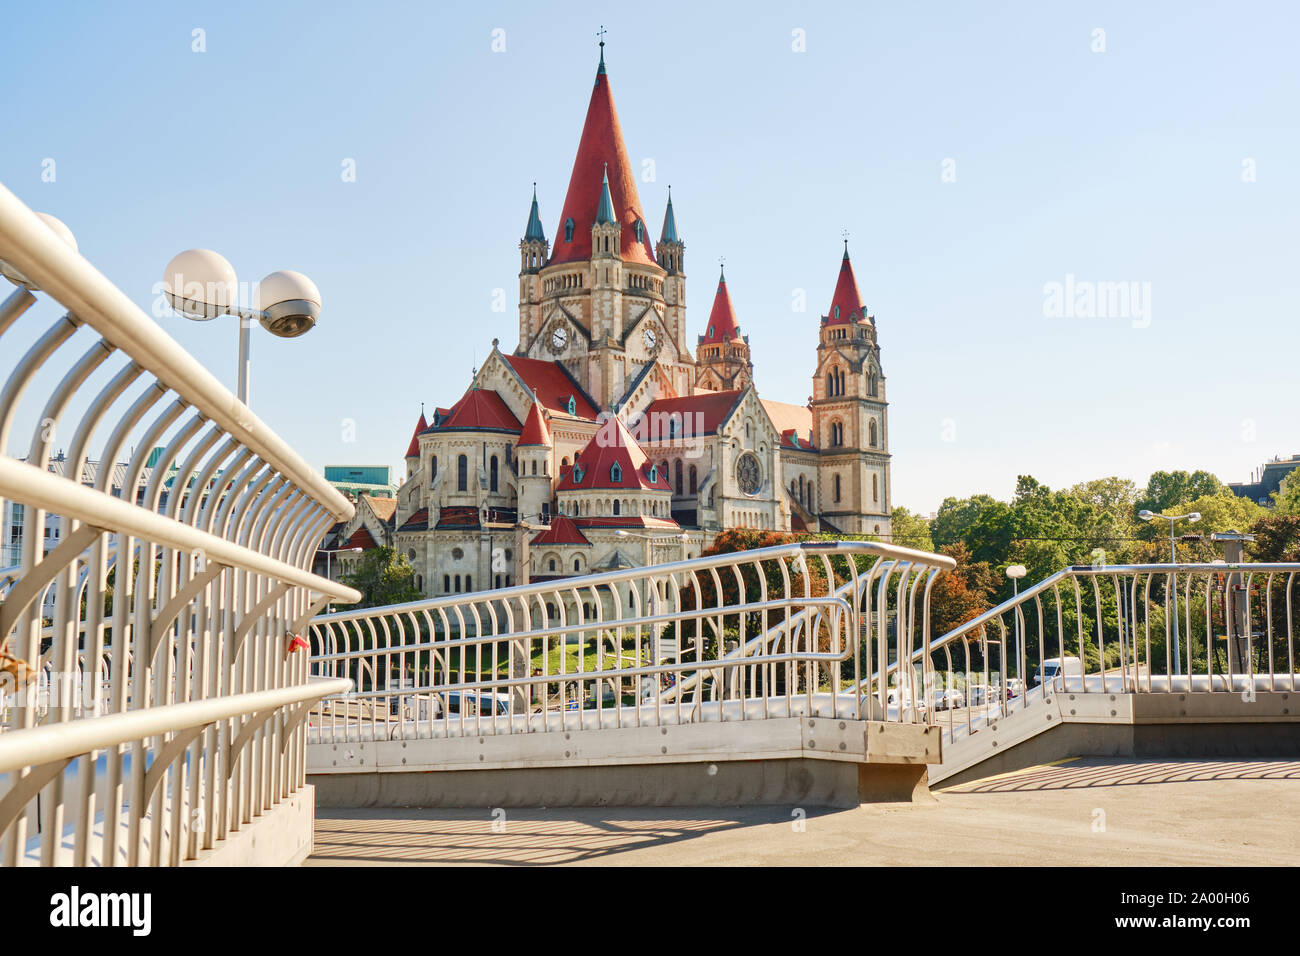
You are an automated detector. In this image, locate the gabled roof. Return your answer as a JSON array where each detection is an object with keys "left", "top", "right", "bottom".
[
  {"left": 345, "top": 526, "right": 377, "bottom": 550},
  {"left": 643, "top": 390, "right": 746, "bottom": 438},
  {"left": 698, "top": 266, "right": 742, "bottom": 345},
  {"left": 761, "top": 399, "right": 816, "bottom": 451},
  {"left": 556, "top": 415, "right": 672, "bottom": 492},
  {"left": 437, "top": 388, "right": 523, "bottom": 434},
  {"left": 826, "top": 244, "right": 868, "bottom": 326},
  {"left": 361, "top": 494, "right": 398, "bottom": 524},
  {"left": 530, "top": 514, "right": 590, "bottom": 546},
  {"left": 518, "top": 401, "right": 552, "bottom": 446},
  {"left": 404, "top": 411, "right": 428, "bottom": 458},
  {"left": 503, "top": 355, "right": 599, "bottom": 419},
  {"left": 548, "top": 51, "right": 656, "bottom": 267}
]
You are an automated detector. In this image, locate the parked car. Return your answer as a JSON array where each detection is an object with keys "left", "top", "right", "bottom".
[
  {"left": 938, "top": 688, "right": 966, "bottom": 710},
  {"left": 966, "top": 684, "right": 991, "bottom": 706}
]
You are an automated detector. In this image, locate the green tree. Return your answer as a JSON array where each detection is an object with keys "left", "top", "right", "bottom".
[
  {"left": 1249, "top": 512, "right": 1300, "bottom": 562},
  {"left": 1136, "top": 470, "right": 1225, "bottom": 517},
  {"left": 1272, "top": 470, "right": 1300, "bottom": 515},
  {"left": 930, "top": 494, "right": 1000, "bottom": 550},
  {"left": 889, "top": 506, "right": 934, "bottom": 552},
  {"left": 341, "top": 546, "right": 422, "bottom": 609}
]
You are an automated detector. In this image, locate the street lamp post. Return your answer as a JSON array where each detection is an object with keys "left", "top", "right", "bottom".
[
  {"left": 1006, "top": 564, "right": 1027, "bottom": 690},
  {"left": 1137, "top": 509, "right": 1201, "bottom": 677},
  {"left": 161, "top": 249, "right": 322, "bottom": 406}
]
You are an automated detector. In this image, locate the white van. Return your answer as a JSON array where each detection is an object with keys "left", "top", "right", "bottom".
[{"left": 1036, "top": 656, "right": 1083, "bottom": 689}]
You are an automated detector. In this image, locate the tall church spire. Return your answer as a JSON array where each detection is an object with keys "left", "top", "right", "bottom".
[
  {"left": 549, "top": 44, "right": 655, "bottom": 266},
  {"left": 826, "top": 244, "right": 867, "bottom": 325}
]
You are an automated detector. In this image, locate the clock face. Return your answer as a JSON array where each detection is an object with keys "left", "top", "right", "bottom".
[
  {"left": 643, "top": 327, "right": 657, "bottom": 352},
  {"left": 736, "top": 452, "right": 761, "bottom": 496},
  {"left": 549, "top": 324, "right": 569, "bottom": 353}
]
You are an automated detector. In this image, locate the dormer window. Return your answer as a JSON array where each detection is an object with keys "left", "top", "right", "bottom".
[
  {"left": 610, "top": 462, "right": 622, "bottom": 482},
  {"left": 649, "top": 464, "right": 658, "bottom": 483},
  {"left": 564, "top": 218, "right": 575, "bottom": 242},
  {"left": 573, "top": 464, "right": 585, "bottom": 483},
  {"left": 634, "top": 219, "right": 644, "bottom": 242},
  {"left": 834, "top": 305, "right": 840, "bottom": 319},
  {"left": 566, "top": 395, "right": 576, "bottom": 416},
  {"left": 708, "top": 326, "right": 714, "bottom": 338}
]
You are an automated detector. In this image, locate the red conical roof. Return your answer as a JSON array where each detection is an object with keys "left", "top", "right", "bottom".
[
  {"left": 549, "top": 56, "right": 656, "bottom": 267},
  {"left": 827, "top": 248, "right": 867, "bottom": 326},
  {"left": 404, "top": 411, "right": 428, "bottom": 458},
  {"left": 555, "top": 415, "right": 671, "bottom": 492},
  {"left": 518, "top": 401, "right": 552, "bottom": 446},
  {"left": 699, "top": 268, "right": 741, "bottom": 344}
]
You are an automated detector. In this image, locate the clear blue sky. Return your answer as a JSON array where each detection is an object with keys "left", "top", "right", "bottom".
[{"left": 4, "top": 1, "right": 1297, "bottom": 514}]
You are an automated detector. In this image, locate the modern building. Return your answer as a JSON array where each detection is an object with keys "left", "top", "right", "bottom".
[{"left": 381, "top": 43, "right": 895, "bottom": 595}]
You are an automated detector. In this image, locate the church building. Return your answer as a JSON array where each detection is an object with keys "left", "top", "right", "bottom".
[{"left": 370, "top": 44, "right": 893, "bottom": 594}]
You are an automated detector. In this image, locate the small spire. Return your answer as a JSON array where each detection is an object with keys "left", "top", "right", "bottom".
[
  {"left": 595, "top": 162, "right": 616, "bottom": 224},
  {"left": 660, "top": 185, "right": 679, "bottom": 243},
  {"left": 524, "top": 182, "right": 546, "bottom": 241},
  {"left": 597, "top": 25, "right": 607, "bottom": 76},
  {"left": 718, "top": 256, "right": 726, "bottom": 283},
  {"left": 842, "top": 230, "right": 851, "bottom": 260}
]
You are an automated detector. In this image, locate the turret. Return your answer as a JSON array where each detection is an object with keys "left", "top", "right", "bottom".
[{"left": 515, "top": 400, "right": 554, "bottom": 525}]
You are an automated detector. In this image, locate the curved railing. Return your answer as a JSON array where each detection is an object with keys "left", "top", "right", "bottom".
[
  {"left": 0, "top": 180, "right": 360, "bottom": 866},
  {"left": 895, "top": 562, "right": 1300, "bottom": 750},
  {"left": 307, "top": 540, "right": 956, "bottom": 743}
]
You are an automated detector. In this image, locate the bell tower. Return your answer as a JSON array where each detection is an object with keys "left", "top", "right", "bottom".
[{"left": 811, "top": 242, "right": 891, "bottom": 536}]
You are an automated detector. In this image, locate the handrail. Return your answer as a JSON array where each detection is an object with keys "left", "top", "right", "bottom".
[
  {"left": 308, "top": 539, "right": 956, "bottom": 743},
  {"left": 0, "top": 677, "right": 350, "bottom": 774},
  {"left": 0, "top": 457, "right": 357, "bottom": 602}
]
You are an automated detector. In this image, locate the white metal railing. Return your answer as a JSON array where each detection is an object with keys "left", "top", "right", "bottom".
[
  {"left": 894, "top": 562, "right": 1300, "bottom": 749},
  {"left": 307, "top": 540, "right": 956, "bottom": 743},
  {"left": 0, "top": 179, "right": 360, "bottom": 865}
]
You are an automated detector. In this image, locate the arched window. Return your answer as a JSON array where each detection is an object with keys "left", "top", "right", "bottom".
[
  {"left": 465, "top": 575, "right": 472, "bottom": 591},
  {"left": 613, "top": 499, "right": 620, "bottom": 515},
  {"left": 548, "top": 558, "right": 556, "bottom": 572},
  {"left": 869, "top": 419, "right": 878, "bottom": 447},
  {"left": 490, "top": 455, "right": 499, "bottom": 492},
  {"left": 573, "top": 558, "right": 581, "bottom": 572},
  {"left": 430, "top": 456, "right": 438, "bottom": 481},
  {"left": 868, "top": 370, "right": 878, "bottom": 397},
  {"left": 689, "top": 465, "right": 697, "bottom": 494},
  {"left": 834, "top": 474, "right": 842, "bottom": 502},
  {"left": 454, "top": 575, "right": 462, "bottom": 592},
  {"left": 443, "top": 574, "right": 450, "bottom": 592},
  {"left": 564, "top": 218, "right": 574, "bottom": 242},
  {"left": 826, "top": 371, "right": 834, "bottom": 396},
  {"left": 675, "top": 460, "right": 683, "bottom": 495},
  {"left": 873, "top": 473, "right": 879, "bottom": 502},
  {"left": 531, "top": 460, "right": 537, "bottom": 475},
  {"left": 610, "top": 462, "right": 622, "bottom": 483},
  {"left": 634, "top": 219, "right": 644, "bottom": 242},
  {"left": 457, "top": 455, "right": 468, "bottom": 492}
]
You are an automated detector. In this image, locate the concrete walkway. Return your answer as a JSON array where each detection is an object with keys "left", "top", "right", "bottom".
[{"left": 306, "top": 758, "right": 1300, "bottom": 866}]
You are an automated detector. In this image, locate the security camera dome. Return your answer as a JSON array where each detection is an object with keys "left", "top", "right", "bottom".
[
  {"left": 161, "top": 249, "right": 237, "bottom": 319},
  {"left": 0, "top": 212, "right": 79, "bottom": 289},
  {"left": 256, "top": 269, "right": 320, "bottom": 338}
]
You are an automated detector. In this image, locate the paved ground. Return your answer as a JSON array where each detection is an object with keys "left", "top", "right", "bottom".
[{"left": 306, "top": 758, "right": 1300, "bottom": 866}]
